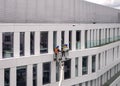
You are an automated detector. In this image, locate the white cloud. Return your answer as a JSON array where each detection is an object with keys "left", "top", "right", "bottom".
[
  {"left": 115, "top": 6, "right": 120, "bottom": 9},
  {"left": 85, "top": 0, "right": 105, "bottom": 4},
  {"left": 85, "top": 0, "right": 120, "bottom": 9},
  {"left": 85, "top": 0, "right": 113, "bottom": 4}
]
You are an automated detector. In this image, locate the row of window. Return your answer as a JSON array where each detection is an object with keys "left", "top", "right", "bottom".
[
  {"left": 98, "top": 46, "right": 120, "bottom": 70},
  {"left": 2, "top": 28, "right": 120, "bottom": 58},
  {"left": 2, "top": 32, "right": 48, "bottom": 58},
  {"left": 4, "top": 45, "right": 120, "bottom": 86},
  {"left": 4, "top": 55, "right": 96, "bottom": 86},
  {"left": 85, "top": 28, "right": 120, "bottom": 48},
  {"left": 73, "top": 63, "right": 120, "bottom": 86}
]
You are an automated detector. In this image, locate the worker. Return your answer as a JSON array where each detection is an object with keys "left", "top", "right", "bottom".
[
  {"left": 62, "top": 44, "right": 69, "bottom": 58},
  {"left": 54, "top": 46, "right": 61, "bottom": 61}
]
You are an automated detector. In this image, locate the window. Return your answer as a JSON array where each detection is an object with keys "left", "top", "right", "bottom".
[
  {"left": 76, "top": 30, "right": 81, "bottom": 49},
  {"left": 90, "top": 30, "right": 92, "bottom": 47},
  {"left": 53, "top": 31, "right": 57, "bottom": 49},
  {"left": 117, "top": 28, "right": 119, "bottom": 40},
  {"left": 75, "top": 57, "right": 78, "bottom": 77},
  {"left": 105, "top": 51, "right": 107, "bottom": 66},
  {"left": 30, "top": 32, "right": 35, "bottom": 55},
  {"left": 93, "top": 30, "right": 95, "bottom": 46},
  {"left": 82, "top": 56, "right": 88, "bottom": 75},
  {"left": 92, "top": 55, "right": 96, "bottom": 73},
  {"left": 56, "top": 62, "right": 60, "bottom": 81},
  {"left": 85, "top": 30, "right": 88, "bottom": 48},
  {"left": 20, "top": 32, "right": 25, "bottom": 56},
  {"left": 4, "top": 68, "right": 10, "bottom": 86},
  {"left": 85, "top": 81, "right": 88, "bottom": 86},
  {"left": 17, "top": 66, "right": 27, "bottom": 86},
  {"left": 117, "top": 46, "right": 119, "bottom": 58},
  {"left": 108, "top": 28, "right": 110, "bottom": 42},
  {"left": 40, "top": 32, "right": 48, "bottom": 53},
  {"left": 90, "top": 80, "right": 93, "bottom": 86},
  {"left": 33, "top": 64, "right": 37, "bottom": 86},
  {"left": 99, "top": 29, "right": 101, "bottom": 45},
  {"left": 43, "top": 62, "right": 51, "bottom": 85},
  {"left": 2, "top": 32, "right": 14, "bottom": 58},
  {"left": 98, "top": 53, "right": 101, "bottom": 70},
  {"left": 113, "top": 48, "right": 114, "bottom": 60},
  {"left": 113, "top": 28, "right": 115, "bottom": 41},
  {"left": 61, "top": 31, "right": 65, "bottom": 48},
  {"left": 69, "top": 31, "right": 72, "bottom": 50},
  {"left": 105, "top": 29, "right": 107, "bottom": 43},
  {"left": 64, "top": 59, "right": 71, "bottom": 79}
]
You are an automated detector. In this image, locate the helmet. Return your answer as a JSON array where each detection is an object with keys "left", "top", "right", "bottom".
[
  {"left": 65, "top": 44, "right": 67, "bottom": 46},
  {"left": 56, "top": 46, "right": 59, "bottom": 48}
]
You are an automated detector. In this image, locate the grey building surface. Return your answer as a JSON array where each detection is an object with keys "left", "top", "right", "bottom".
[{"left": 0, "top": 0, "right": 119, "bottom": 23}]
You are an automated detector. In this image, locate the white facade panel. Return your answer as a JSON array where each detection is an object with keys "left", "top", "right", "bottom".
[
  {"left": 10, "top": 67, "right": 16, "bottom": 86},
  {"left": 14, "top": 32, "right": 20, "bottom": 57},
  {"left": 25, "top": 32, "right": 30, "bottom": 56},
  {"left": 0, "top": 24, "right": 119, "bottom": 86},
  {"left": 35, "top": 31, "right": 40, "bottom": 55},
  {"left": 0, "top": 69, "right": 4, "bottom": 86},
  {"left": 27, "top": 65, "right": 33, "bottom": 86}
]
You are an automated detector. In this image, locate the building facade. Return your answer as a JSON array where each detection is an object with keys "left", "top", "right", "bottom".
[
  {"left": 0, "top": 23, "right": 120, "bottom": 86},
  {"left": 0, "top": 0, "right": 120, "bottom": 86}
]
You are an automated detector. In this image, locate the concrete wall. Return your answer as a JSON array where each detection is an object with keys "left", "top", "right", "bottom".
[{"left": 0, "top": 0, "right": 119, "bottom": 23}]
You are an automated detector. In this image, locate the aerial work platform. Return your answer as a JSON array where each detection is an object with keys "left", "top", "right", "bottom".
[{"left": 53, "top": 50, "right": 70, "bottom": 86}]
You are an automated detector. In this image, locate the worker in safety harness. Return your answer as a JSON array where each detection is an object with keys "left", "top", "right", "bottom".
[
  {"left": 62, "top": 44, "right": 69, "bottom": 59},
  {"left": 54, "top": 46, "right": 61, "bottom": 61}
]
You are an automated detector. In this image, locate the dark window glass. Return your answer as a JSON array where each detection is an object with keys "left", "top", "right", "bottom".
[
  {"left": 30, "top": 32, "right": 35, "bottom": 55},
  {"left": 61, "top": 31, "right": 64, "bottom": 48},
  {"left": 20, "top": 32, "right": 25, "bottom": 56},
  {"left": 113, "top": 28, "right": 115, "bottom": 41},
  {"left": 43, "top": 62, "right": 51, "bottom": 85},
  {"left": 69, "top": 31, "right": 72, "bottom": 50},
  {"left": 75, "top": 57, "right": 78, "bottom": 77},
  {"left": 105, "top": 51, "right": 107, "bottom": 65},
  {"left": 40, "top": 32, "right": 48, "bottom": 53},
  {"left": 113, "top": 48, "right": 114, "bottom": 60},
  {"left": 17, "top": 66, "right": 27, "bottom": 86},
  {"left": 4, "top": 68, "right": 10, "bottom": 86},
  {"left": 99, "top": 29, "right": 101, "bottom": 45},
  {"left": 93, "top": 30, "right": 95, "bottom": 46},
  {"left": 56, "top": 62, "right": 60, "bottom": 81},
  {"left": 76, "top": 31, "right": 81, "bottom": 49},
  {"left": 33, "top": 64, "right": 37, "bottom": 86},
  {"left": 53, "top": 31, "right": 57, "bottom": 49},
  {"left": 85, "top": 30, "right": 88, "bottom": 48},
  {"left": 117, "top": 28, "right": 119, "bottom": 40},
  {"left": 92, "top": 55, "right": 96, "bottom": 73},
  {"left": 82, "top": 56, "right": 88, "bottom": 75},
  {"left": 64, "top": 59, "right": 71, "bottom": 79},
  {"left": 109, "top": 28, "right": 110, "bottom": 42},
  {"left": 98, "top": 53, "right": 101, "bottom": 70},
  {"left": 105, "top": 29, "right": 107, "bottom": 43},
  {"left": 2, "top": 32, "right": 14, "bottom": 58}
]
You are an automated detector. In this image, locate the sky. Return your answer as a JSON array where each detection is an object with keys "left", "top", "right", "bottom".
[{"left": 85, "top": 0, "right": 120, "bottom": 9}]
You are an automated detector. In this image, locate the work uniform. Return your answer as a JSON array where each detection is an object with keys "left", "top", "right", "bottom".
[{"left": 54, "top": 48, "right": 60, "bottom": 58}]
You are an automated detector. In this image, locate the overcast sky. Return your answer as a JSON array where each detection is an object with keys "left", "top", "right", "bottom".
[{"left": 85, "top": 0, "right": 120, "bottom": 9}]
